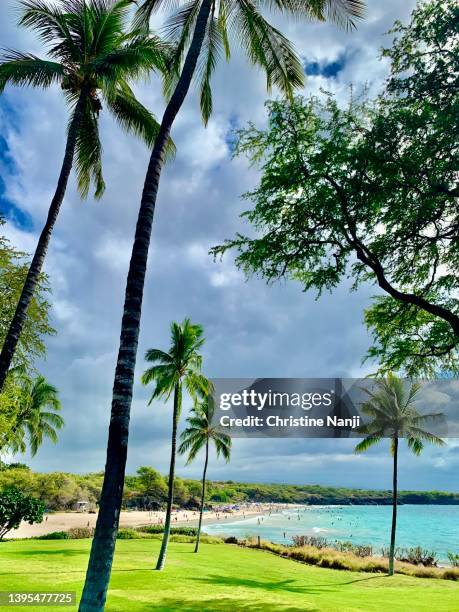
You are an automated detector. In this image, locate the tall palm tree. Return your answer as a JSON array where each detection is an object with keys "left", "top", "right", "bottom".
[
  {"left": 6, "top": 372, "right": 64, "bottom": 456},
  {"left": 141, "top": 319, "right": 209, "bottom": 570},
  {"left": 0, "top": 0, "right": 173, "bottom": 390},
  {"left": 178, "top": 395, "right": 231, "bottom": 553},
  {"left": 355, "top": 373, "right": 445, "bottom": 576},
  {"left": 80, "top": 2, "right": 365, "bottom": 608}
]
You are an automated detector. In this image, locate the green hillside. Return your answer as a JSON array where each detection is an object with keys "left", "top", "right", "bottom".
[{"left": 1, "top": 463, "right": 457, "bottom": 511}]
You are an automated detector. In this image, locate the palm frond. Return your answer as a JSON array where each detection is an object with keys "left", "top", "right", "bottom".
[
  {"left": 18, "top": 0, "right": 80, "bottom": 60},
  {"left": 232, "top": 0, "right": 304, "bottom": 97},
  {"left": 89, "top": 0, "right": 134, "bottom": 58},
  {"left": 320, "top": 0, "right": 366, "bottom": 31},
  {"left": 0, "top": 51, "right": 64, "bottom": 92},
  {"left": 93, "top": 35, "right": 170, "bottom": 79},
  {"left": 74, "top": 97, "right": 106, "bottom": 199},
  {"left": 144, "top": 347, "right": 174, "bottom": 364},
  {"left": 356, "top": 374, "right": 445, "bottom": 457},
  {"left": 354, "top": 435, "right": 382, "bottom": 453},
  {"left": 40, "top": 411, "right": 65, "bottom": 428},
  {"left": 161, "top": 0, "right": 201, "bottom": 99},
  {"left": 406, "top": 437, "right": 423, "bottom": 456},
  {"left": 407, "top": 427, "right": 446, "bottom": 448},
  {"left": 141, "top": 363, "right": 177, "bottom": 402},
  {"left": 213, "top": 431, "right": 231, "bottom": 461},
  {"left": 196, "top": 15, "right": 223, "bottom": 124},
  {"left": 103, "top": 80, "right": 176, "bottom": 157},
  {"left": 218, "top": 0, "right": 231, "bottom": 61},
  {"left": 134, "top": 0, "right": 180, "bottom": 31}
]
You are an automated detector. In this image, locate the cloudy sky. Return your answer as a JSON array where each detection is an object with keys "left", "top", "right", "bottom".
[{"left": 1, "top": 0, "right": 458, "bottom": 493}]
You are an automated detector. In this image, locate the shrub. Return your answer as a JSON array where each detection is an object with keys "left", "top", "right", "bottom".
[
  {"left": 224, "top": 536, "right": 238, "bottom": 544},
  {"left": 117, "top": 528, "right": 140, "bottom": 539},
  {"left": 233, "top": 538, "right": 455, "bottom": 580},
  {"left": 36, "top": 531, "right": 68, "bottom": 540},
  {"left": 67, "top": 527, "right": 94, "bottom": 539},
  {"left": 137, "top": 525, "right": 198, "bottom": 536},
  {"left": 447, "top": 552, "right": 459, "bottom": 567},
  {"left": 291, "top": 536, "right": 372, "bottom": 557},
  {"left": 381, "top": 545, "right": 438, "bottom": 567},
  {"left": 292, "top": 535, "right": 328, "bottom": 549},
  {"left": 399, "top": 546, "right": 438, "bottom": 567},
  {"left": 443, "top": 569, "right": 459, "bottom": 581},
  {"left": 200, "top": 535, "right": 223, "bottom": 544}
]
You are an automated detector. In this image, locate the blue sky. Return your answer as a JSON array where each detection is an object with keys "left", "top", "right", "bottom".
[{"left": 1, "top": 0, "right": 458, "bottom": 493}]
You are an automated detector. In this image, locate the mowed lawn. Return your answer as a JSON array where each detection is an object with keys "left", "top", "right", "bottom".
[{"left": 0, "top": 539, "right": 458, "bottom": 612}]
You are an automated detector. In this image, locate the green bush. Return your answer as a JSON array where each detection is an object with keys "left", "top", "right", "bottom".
[
  {"left": 137, "top": 525, "right": 198, "bottom": 536},
  {"left": 447, "top": 552, "right": 459, "bottom": 567},
  {"left": 67, "top": 527, "right": 94, "bottom": 539},
  {"left": 117, "top": 528, "right": 140, "bottom": 539},
  {"left": 36, "top": 531, "right": 68, "bottom": 540}
]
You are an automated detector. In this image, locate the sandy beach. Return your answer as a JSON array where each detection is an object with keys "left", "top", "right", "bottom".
[{"left": 8, "top": 503, "right": 299, "bottom": 539}]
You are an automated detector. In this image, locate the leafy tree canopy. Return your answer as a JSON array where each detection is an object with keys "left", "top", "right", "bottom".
[
  {"left": 0, "top": 486, "right": 45, "bottom": 539},
  {"left": 0, "top": 219, "right": 56, "bottom": 451},
  {"left": 0, "top": 219, "right": 54, "bottom": 374},
  {"left": 213, "top": 0, "right": 459, "bottom": 376}
]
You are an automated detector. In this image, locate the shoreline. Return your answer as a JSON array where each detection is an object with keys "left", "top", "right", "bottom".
[{"left": 8, "top": 503, "right": 300, "bottom": 539}]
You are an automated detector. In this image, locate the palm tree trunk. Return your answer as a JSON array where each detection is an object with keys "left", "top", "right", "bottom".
[
  {"left": 194, "top": 438, "right": 209, "bottom": 553},
  {"left": 156, "top": 382, "right": 181, "bottom": 570},
  {"left": 0, "top": 89, "right": 88, "bottom": 392},
  {"left": 389, "top": 436, "right": 398, "bottom": 576},
  {"left": 79, "top": 2, "right": 213, "bottom": 610}
]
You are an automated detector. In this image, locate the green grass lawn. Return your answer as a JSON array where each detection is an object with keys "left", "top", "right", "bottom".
[{"left": 0, "top": 539, "right": 458, "bottom": 611}]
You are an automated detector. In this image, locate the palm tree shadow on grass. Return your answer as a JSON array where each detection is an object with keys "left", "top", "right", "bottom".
[
  {"left": 192, "top": 573, "right": 383, "bottom": 595},
  {"left": 140, "top": 599, "right": 314, "bottom": 612}
]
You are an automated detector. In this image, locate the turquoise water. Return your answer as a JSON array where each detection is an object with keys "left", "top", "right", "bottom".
[{"left": 204, "top": 505, "right": 459, "bottom": 563}]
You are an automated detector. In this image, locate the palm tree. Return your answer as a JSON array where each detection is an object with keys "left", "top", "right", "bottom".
[
  {"left": 179, "top": 395, "right": 231, "bottom": 553},
  {"left": 6, "top": 372, "right": 64, "bottom": 456},
  {"left": 141, "top": 319, "right": 209, "bottom": 570},
  {"left": 355, "top": 373, "right": 445, "bottom": 576},
  {"left": 80, "top": 2, "right": 365, "bottom": 608},
  {"left": 0, "top": 0, "right": 172, "bottom": 390}
]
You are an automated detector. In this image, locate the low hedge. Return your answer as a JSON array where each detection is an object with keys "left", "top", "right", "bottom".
[{"left": 137, "top": 525, "right": 199, "bottom": 536}]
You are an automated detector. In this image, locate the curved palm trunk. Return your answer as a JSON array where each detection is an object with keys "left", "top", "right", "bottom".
[
  {"left": 194, "top": 438, "right": 209, "bottom": 553},
  {"left": 156, "top": 382, "right": 181, "bottom": 570},
  {"left": 389, "top": 436, "right": 398, "bottom": 576},
  {"left": 0, "top": 90, "right": 87, "bottom": 391},
  {"left": 79, "top": 2, "right": 213, "bottom": 609}
]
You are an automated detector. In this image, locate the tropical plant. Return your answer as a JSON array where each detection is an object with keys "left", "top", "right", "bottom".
[
  {"left": 81, "top": 2, "right": 365, "bottom": 608},
  {"left": 447, "top": 552, "right": 459, "bottom": 568},
  {"left": 355, "top": 373, "right": 445, "bottom": 576},
  {"left": 0, "top": 0, "right": 172, "bottom": 390},
  {"left": 3, "top": 371, "right": 64, "bottom": 457},
  {"left": 141, "top": 319, "right": 209, "bottom": 570},
  {"left": 0, "top": 219, "right": 54, "bottom": 376},
  {"left": 179, "top": 394, "right": 231, "bottom": 552},
  {"left": 0, "top": 487, "right": 45, "bottom": 539}
]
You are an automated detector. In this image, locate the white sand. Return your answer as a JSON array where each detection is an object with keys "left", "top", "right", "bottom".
[{"left": 9, "top": 503, "right": 296, "bottom": 539}]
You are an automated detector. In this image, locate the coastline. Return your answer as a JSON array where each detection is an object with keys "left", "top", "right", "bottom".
[{"left": 8, "top": 503, "right": 300, "bottom": 539}]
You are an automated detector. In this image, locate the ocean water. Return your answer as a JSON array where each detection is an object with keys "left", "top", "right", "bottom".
[{"left": 204, "top": 505, "right": 459, "bottom": 563}]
